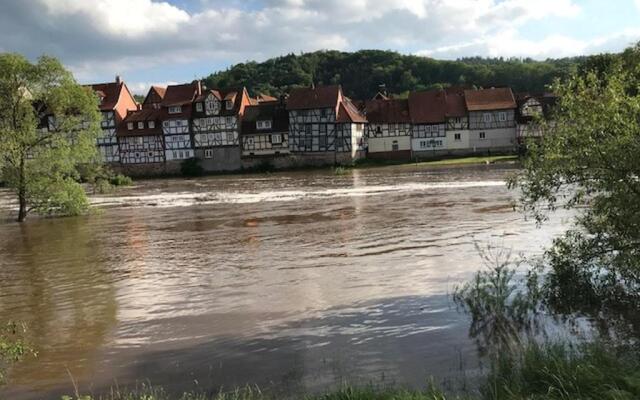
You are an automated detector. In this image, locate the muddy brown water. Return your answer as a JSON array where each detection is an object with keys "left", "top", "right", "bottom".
[{"left": 0, "top": 164, "right": 571, "bottom": 399}]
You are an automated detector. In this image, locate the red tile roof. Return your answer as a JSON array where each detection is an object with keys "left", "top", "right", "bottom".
[
  {"left": 408, "top": 90, "right": 447, "bottom": 124},
  {"left": 464, "top": 87, "right": 516, "bottom": 111},
  {"left": 162, "top": 82, "right": 201, "bottom": 107},
  {"left": 337, "top": 97, "right": 367, "bottom": 123},
  {"left": 286, "top": 85, "right": 341, "bottom": 110},
  {"left": 364, "top": 99, "right": 411, "bottom": 123},
  {"left": 89, "top": 82, "right": 122, "bottom": 111},
  {"left": 257, "top": 93, "right": 277, "bottom": 103},
  {"left": 444, "top": 88, "right": 467, "bottom": 118}
]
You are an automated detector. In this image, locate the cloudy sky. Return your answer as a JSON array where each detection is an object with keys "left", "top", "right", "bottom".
[{"left": 1, "top": 0, "right": 639, "bottom": 94}]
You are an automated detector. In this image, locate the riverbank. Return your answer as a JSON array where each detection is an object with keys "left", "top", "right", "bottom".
[{"left": 121, "top": 154, "right": 521, "bottom": 181}]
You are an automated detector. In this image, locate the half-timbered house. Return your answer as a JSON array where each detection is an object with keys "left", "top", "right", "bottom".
[
  {"left": 444, "top": 87, "right": 471, "bottom": 153},
  {"left": 89, "top": 76, "right": 138, "bottom": 163},
  {"left": 287, "top": 85, "right": 366, "bottom": 165},
  {"left": 240, "top": 98, "right": 290, "bottom": 158},
  {"left": 516, "top": 93, "right": 557, "bottom": 144},
  {"left": 160, "top": 82, "right": 200, "bottom": 162},
  {"left": 192, "top": 87, "right": 251, "bottom": 171},
  {"left": 364, "top": 99, "right": 412, "bottom": 160},
  {"left": 464, "top": 87, "right": 517, "bottom": 153},
  {"left": 408, "top": 90, "right": 447, "bottom": 158},
  {"left": 117, "top": 87, "right": 165, "bottom": 165}
]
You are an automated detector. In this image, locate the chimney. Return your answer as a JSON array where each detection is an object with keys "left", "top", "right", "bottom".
[{"left": 115, "top": 75, "right": 122, "bottom": 84}]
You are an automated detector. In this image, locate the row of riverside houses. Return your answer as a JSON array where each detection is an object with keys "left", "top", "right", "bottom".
[{"left": 79, "top": 77, "right": 553, "bottom": 176}]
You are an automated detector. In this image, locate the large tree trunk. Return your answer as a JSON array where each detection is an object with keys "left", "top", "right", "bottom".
[{"left": 17, "top": 157, "right": 27, "bottom": 223}]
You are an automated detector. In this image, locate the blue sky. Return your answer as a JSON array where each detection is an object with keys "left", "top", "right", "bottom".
[{"left": 0, "top": 0, "right": 639, "bottom": 94}]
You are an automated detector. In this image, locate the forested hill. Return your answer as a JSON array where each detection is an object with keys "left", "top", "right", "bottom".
[{"left": 203, "top": 50, "right": 584, "bottom": 99}]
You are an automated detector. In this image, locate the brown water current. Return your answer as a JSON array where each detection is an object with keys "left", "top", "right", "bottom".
[{"left": 0, "top": 164, "right": 572, "bottom": 399}]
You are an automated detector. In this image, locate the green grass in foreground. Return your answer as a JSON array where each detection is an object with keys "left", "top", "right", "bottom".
[{"left": 60, "top": 341, "right": 640, "bottom": 400}]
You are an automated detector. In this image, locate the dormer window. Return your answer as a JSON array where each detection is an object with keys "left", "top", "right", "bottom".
[
  {"left": 196, "top": 102, "right": 203, "bottom": 112},
  {"left": 127, "top": 122, "right": 134, "bottom": 130},
  {"left": 257, "top": 120, "right": 272, "bottom": 130},
  {"left": 226, "top": 100, "right": 233, "bottom": 110},
  {"left": 137, "top": 122, "right": 144, "bottom": 129},
  {"left": 149, "top": 121, "right": 155, "bottom": 129},
  {"left": 169, "top": 106, "right": 182, "bottom": 114}
]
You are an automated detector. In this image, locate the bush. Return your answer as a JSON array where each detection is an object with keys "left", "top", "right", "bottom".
[
  {"left": 109, "top": 174, "right": 133, "bottom": 187},
  {"left": 181, "top": 158, "right": 204, "bottom": 177}
]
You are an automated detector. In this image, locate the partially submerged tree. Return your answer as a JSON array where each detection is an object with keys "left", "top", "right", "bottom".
[
  {"left": 510, "top": 42, "right": 640, "bottom": 334},
  {"left": 0, "top": 53, "right": 101, "bottom": 222}
]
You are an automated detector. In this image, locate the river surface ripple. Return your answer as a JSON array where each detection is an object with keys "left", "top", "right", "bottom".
[{"left": 0, "top": 165, "right": 572, "bottom": 399}]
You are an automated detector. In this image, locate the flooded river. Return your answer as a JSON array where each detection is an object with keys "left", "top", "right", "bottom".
[{"left": 0, "top": 164, "right": 571, "bottom": 399}]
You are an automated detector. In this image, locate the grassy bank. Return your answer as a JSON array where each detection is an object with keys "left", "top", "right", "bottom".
[{"left": 58, "top": 341, "right": 639, "bottom": 400}]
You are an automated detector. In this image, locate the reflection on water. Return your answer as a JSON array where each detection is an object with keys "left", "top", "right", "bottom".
[{"left": 0, "top": 165, "right": 571, "bottom": 399}]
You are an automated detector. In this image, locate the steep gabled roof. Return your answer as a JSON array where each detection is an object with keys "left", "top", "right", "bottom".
[
  {"left": 464, "top": 87, "right": 516, "bottom": 111},
  {"left": 408, "top": 90, "right": 447, "bottom": 124},
  {"left": 364, "top": 99, "right": 411, "bottom": 123},
  {"left": 162, "top": 82, "right": 201, "bottom": 107},
  {"left": 286, "top": 85, "right": 341, "bottom": 110},
  {"left": 336, "top": 97, "right": 367, "bottom": 123},
  {"left": 89, "top": 82, "right": 123, "bottom": 111},
  {"left": 151, "top": 86, "right": 166, "bottom": 99}
]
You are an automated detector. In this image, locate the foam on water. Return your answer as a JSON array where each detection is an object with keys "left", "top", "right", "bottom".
[{"left": 90, "top": 180, "right": 506, "bottom": 208}]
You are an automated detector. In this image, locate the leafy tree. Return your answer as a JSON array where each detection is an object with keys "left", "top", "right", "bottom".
[
  {"left": 0, "top": 53, "right": 101, "bottom": 222},
  {"left": 510, "top": 42, "right": 640, "bottom": 335},
  {"left": 205, "top": 50, "right": 581, "bottom": 99}
]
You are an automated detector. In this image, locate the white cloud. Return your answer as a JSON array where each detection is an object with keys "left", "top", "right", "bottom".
[{"left": 2, "top": 0, "right": 638, "bottom": 92}]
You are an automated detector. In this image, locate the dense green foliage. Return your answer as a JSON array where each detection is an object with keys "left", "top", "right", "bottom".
[
  {"left": 510, "top": 43, "right": 640, "bottom": 336},
  {"left": 0, "top": 53, "right": 102, "bottom": 221},
  {"left": 204, "top": 50, "right": 581, "bottom": 99}
]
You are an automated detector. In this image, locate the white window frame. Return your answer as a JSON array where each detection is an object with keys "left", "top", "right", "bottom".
[
  {"left": 498, "top": 112, "right": 507, "bottom": 122},
  {"left": 169, "top": 106, "right": 182, "bottom": 114},
  {"left": 205, "top": 149, "right": 214, "bottom": 159},
  {"left": 226, "top": 100, "right": 233, "bottom": 110},
  {"left": 137, "top": 122, "right": 144, "bottom": 129},
  {"left": 271, "top": 134, "right": 282, "bottom": 144},
  {"left": 196, "top": 102, "right": 203, "bottom": 112},
  {"left": 149, "top": 121, "right": 155, "bottom": 129},
  {"left": 127, "top": 122, "right": 134, "bottom": 130},
  {"left": 257, "top": 120, "right": 272, "bottom": 130},
  {"left": 479, "top": 132, "right": 486, "bottom": 139},
  {"left": 454, "top": 133, "right": 461, "bottom": 141},
  {"left": 483, "top": 113, "right": 492, "bottom": 123}
]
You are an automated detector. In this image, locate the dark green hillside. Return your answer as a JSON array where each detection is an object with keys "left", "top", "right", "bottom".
[{"left": 204, "top": 49, "right": 584, "bottom": 99}]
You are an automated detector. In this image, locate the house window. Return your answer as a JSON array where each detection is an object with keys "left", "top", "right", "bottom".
[
  {"left": 149, "top": 121, "right": 155, "bottom": 129},
  {"left": 498, "top": 112, "right": 507, "bottom": 122},
  {"left": 163, "top": 121, "right": 169, "bottom": 128},
  {"left": 136, "top": 137, "right": 143, "bottom": 145},
  {"left": 225, "top": 132, "right": 233, "bottom": 143},
  {"left": 376, "top": 126, "right": 382, "bottom": 134},
  {"left": 127, "top": 122, "right": 134, "bottom": 130},
  {"left": 257, "top": 120, "right": 272, "bottom": 130},
  {"left": 173, "top": 151, "right": 178, "bottom": 159},
  {"left": 148, "top": 151, "right": 153, "bottom": 158},
  {"left": 304, "top": 137, "right": 312, "bottom": 151},
  {"left": 319, "top": 135, "right": 327, "bottom": 150},
  {"left": 196, "top": 102, "right": 203, "bottom": 112},
  {"left": 392, "top": 140, "right": 399, "bottom": 151},
  {"left": 305, "top": 125, "right": 312, "bottom": 135},
  {"left": 205, "top": 149, "right": 214, "bottom": 158},
  {"left": 271, "top": 134, "right": 282, "bottom": 144},
  {"left": 247, "top": 137, "right": 255, "bottom": 146},
  {"left": 169, "top": 106, "right": 182, "bottom": 114},
  {"left": 483, "top": 113, "right": 492, "bottom": 123},
  {"left": 454, "top": 133, "right": 461, "bottom": 141},
  {"left": 479, "top": 132, "right": 486, "bottom": 139},
  {"left": 226, "top": 100, "right": 233, "bottom": 110},
  {"left": 137, "top": 122, "right": 144, "bottom": 129},
  {"left": 420, "top": 140, "right": 427, "bottom": 149}
]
